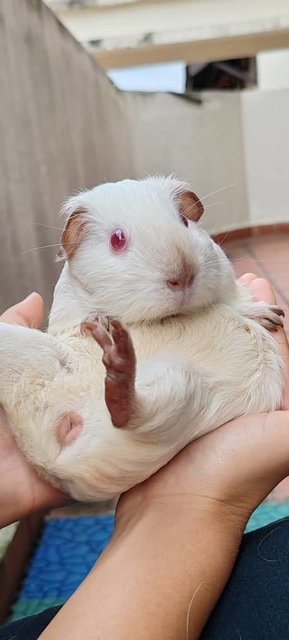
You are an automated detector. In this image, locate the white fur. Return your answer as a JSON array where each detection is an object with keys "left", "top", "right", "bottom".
[{"left": 0, "top": 176, "right": 283, "bottom": 501}]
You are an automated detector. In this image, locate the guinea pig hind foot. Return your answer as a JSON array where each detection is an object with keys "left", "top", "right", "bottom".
[
  {"left": 242, "top": 301, "right": 285, "bottom": 332},
  {"left": 80, "top": 315, "right": 136, "bottom": 429}
]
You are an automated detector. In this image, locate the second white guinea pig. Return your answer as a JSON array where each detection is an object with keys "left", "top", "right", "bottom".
[{"left": 0, "top": 176, "right": 284, "bottom": 501}]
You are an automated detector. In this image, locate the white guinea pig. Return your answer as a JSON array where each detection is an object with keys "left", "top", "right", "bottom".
[{"left": 0, "top": 175, "right": 284, "bottom": 501}]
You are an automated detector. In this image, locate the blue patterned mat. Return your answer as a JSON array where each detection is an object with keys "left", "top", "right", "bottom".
[
  {"left": 11, "top": 514, "right": 114, "bottom": 621},
  {"left": 10, "top": 502, "right": 289, "bottom": 621}
]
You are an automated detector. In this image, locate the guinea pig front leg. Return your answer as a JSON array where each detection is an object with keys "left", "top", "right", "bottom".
[{"left": 81, "top": 315, "right": 136, "bottom": 428}]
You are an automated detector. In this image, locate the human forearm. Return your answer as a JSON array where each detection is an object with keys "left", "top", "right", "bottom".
[{"left": 40, "top": 500, "right": 244, "bottom": 640}]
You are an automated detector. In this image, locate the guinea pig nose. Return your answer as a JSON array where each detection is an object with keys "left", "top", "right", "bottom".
[
  {"left": 167, "top": 279, "right": 183, "bottom": 291},
  {"left": 167, "top": 274, "right": 194, "bottom": 291}
]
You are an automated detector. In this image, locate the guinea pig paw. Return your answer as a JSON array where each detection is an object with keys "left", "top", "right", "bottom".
[{"left": 245, "top": 303, "right": 285, "bottom": 332}]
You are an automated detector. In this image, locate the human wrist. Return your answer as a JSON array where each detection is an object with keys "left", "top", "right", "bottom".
[{"left": 115, "top": 491, "right": 247, "bottom": 551}]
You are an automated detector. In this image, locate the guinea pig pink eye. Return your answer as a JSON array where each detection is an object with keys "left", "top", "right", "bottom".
[
  {"left": 180, "top": 215, "right": 189, "bottom": 227},
  {"left": 110, "top": 228, "right": 128, "bottom": 253}
]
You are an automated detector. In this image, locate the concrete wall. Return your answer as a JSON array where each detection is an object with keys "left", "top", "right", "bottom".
[
  {"left": 125, "top": 90, "right": 249, "bottom": 234},
  {"left": 0, "top": 0, "right": 134, "bottom": 313}
]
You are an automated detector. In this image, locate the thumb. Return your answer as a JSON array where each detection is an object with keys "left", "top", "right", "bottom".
[{"left": 1, "top": 292, "right": 44, "bottom": 328}]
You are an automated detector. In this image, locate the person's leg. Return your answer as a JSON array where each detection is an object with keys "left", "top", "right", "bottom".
[
  {"left": 0, "top": 606, "right": 62, "bottom": 639},
  {"left": 201, "top": 517, "right": 289, "bottom": 639}
]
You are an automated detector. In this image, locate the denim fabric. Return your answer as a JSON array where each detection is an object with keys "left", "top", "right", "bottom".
[
  {"left": 201, "top": 517, "right": 289, "bottom": 639},
  {"left": 0, "top": 606, "right": 61, "bottom": 639}
]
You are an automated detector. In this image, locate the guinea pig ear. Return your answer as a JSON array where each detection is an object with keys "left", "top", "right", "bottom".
[
  {"left": 59, "top": 208, "right": 88, "bottom": 260},
  {"left": 179, "top": 191, "right": 204, "bottom": 222}
]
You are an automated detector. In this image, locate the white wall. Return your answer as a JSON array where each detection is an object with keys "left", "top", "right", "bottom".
[
  {"left": 242, "top": 88, "right": 289, "bottom": 224},
  {"left": 56, "top": 0, "right": 289, "bottom": 46},
  {"left": 257, "top": 49, "right": 289, "bottom": 90}
]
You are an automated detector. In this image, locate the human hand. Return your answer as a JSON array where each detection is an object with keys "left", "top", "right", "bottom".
[
  {"left": 0, "top": 293, "right": 68, "bottom": 527},
  {"left": 117, "top": 274, "right": 289, "bottom": 530}
]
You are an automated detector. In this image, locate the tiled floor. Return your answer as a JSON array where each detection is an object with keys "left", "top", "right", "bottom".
[{"left": 223, "top": 232, "right": 289, "bottom": 500}]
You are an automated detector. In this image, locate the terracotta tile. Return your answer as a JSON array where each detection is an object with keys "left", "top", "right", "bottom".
[
  {"left": 213, "top": 223, "right": 289, "bottom": 244},
  {"left": 252, "top": 224, "right": 275, "bottom": 236},
  {"left": 273, "top": 223, "right": 289, "bottom": 233},
  {"left": 231, "top": 259, "right": 262, "bottom": 279},
  {"left": 213, "top": 227, "right": 253, "bottom": 243}
]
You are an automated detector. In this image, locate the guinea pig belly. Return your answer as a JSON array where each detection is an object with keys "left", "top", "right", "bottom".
[
  {"left": 130, "top": 307, "right": 283, "bottom": 420},
  {"left": 55, "top": 322, "right": 281, "bottom": 503},
  {"left": 51, "top": 326, "right": 282, "bottom": 502}
]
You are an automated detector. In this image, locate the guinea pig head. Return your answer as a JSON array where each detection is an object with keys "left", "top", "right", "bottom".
[{"left": 59, "top": 176, "right": 232, "bottom": 323}]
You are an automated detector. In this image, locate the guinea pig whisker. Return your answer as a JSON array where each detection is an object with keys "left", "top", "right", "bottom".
[
  {"left": 34, "top": 222, "right": 63, "bottom": 231},
  {"left": 194, "top": 184, "right": 238, "bottom": 232},
  {"left": 204, "top": 257, "right": 225, "bottom": 265},
  {"left": 181, "top": 201, "right": 224, "bottom": 220},
  {"left": 215, "top": 231, "right": 231, "bottom": 246},
  {"left": 22, "top": 241, "right": 77, "bottom": 254},
  {"left": 180, "top": 183, "right": 236, "bottom": 217},
  {"left": 200, "top": 183, "right": 238, "bottom": 203},
  {"left": 203, "top": 201, "right": 224, "bottom": 209},
  {"left": 22, "top": 243, "right": 63, "bottom": 254}
]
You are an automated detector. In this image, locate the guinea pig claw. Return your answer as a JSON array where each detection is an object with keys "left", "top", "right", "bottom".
[
  {"left": 275, "top": 308, "right": 285, "bottom": 317},
  {"left": 245, "top": 303, "right": 285, "bottom": 332},
  {"left": 80, "top": 313, "right": 112, "bottom": 335}
]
